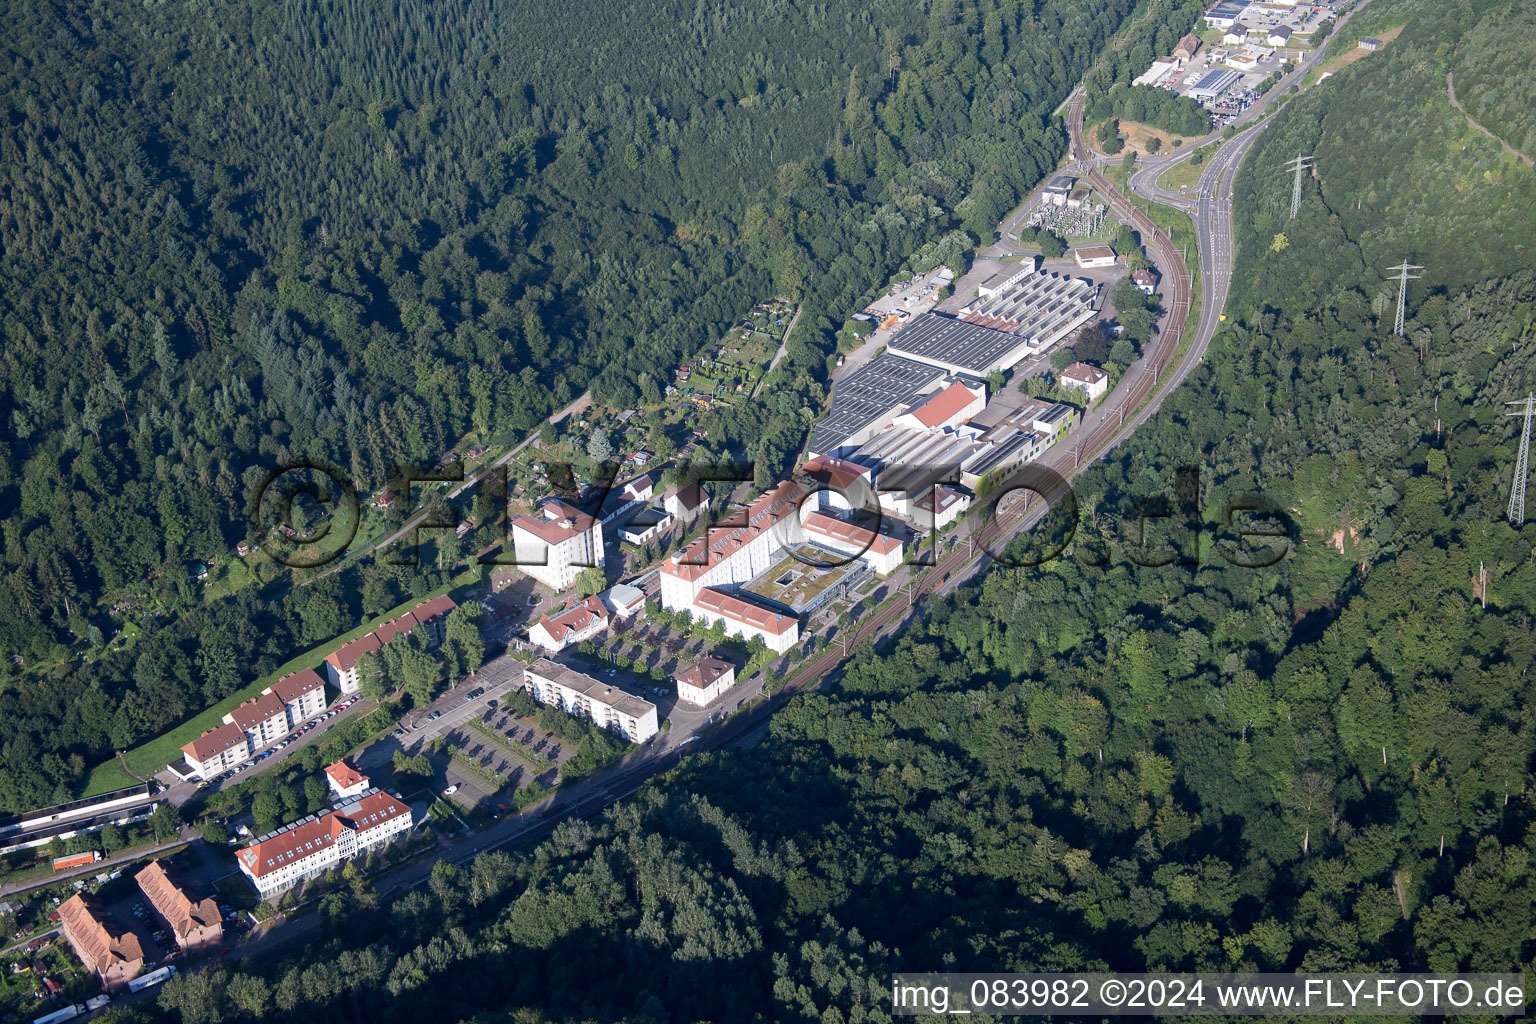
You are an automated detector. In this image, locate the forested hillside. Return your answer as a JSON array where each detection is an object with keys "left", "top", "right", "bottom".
[
  {"left": 72, "top": 0, "right": 1536, "bottom": 1019},
  {"left": 0, "top": 0, "right": 1133, "bottom": 809},
  {"left": 74, "top": 0, "right": 1536, "bottom": 1021}
]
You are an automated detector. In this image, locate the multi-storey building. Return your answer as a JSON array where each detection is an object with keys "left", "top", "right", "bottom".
[
  {"left": 674, "top": 656, "right": 737, "bottom": 706},
  {"left": 134, "top": 860, "right": 222, "bottom": 955},
  {"left": 528, "top": 596, "right": 610, "bottom": 653},
  {"left": 524, "top": 659, "right": 659, "bottom": 743},
  {"left": 236, "top": 789, "right": 412, "bottom": 897},
  {"left": 263, "top": 668, "right": 328, "bottom": 727},
  {"left": 58, "top": 894, "right": 143, "bottom": 992},
  {"left": 658, "top": 480, "right": 808, "bottom": 652},
  {"left": 801, "top": 511, "right": 905, "bottom": 576},
  {"left": 180, "top": 722, "right": 251, "bottom": 781},
  {"left": 324, "top": 760, "right": 371, "bottom": 802},
  {"left": 223, "top": 691, "right": 290, "bottom": 750},
  {"left": 509, "top": 499, "right": 604, "bottom": 591},
  {"left": 323, "top": 595, "right": 457, "bottom": 694}
]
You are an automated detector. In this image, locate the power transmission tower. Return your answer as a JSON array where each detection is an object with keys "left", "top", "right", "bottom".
[
  {"left": 1281, "top": 153, "right": 1313, "bottom": 219},
  {"left": 1384, "top": 260, "right": 1422, "bottom": 336},
  {"left": 1507, "top": 394, "right": 1535, "bottom": 525}
]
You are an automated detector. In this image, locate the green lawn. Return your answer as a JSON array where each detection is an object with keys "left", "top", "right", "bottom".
[
  {"left": 83, "top": 570, "right": 480, "bottom": 795},
  {"left": 1157, "top": 152, "right": 1208, "bottom": 192}
]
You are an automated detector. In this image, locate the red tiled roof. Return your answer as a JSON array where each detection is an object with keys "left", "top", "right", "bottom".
[
  {"left": 512, "top": 499, "right": 596, "bottom": 545},
  {"left": 324, "top": 759, "right": 369, "bottom": 791},
  {"left": 183, "top": 722, "right": 247, "bottom": 763},
  {"left": 802, "top": 511, "right": 903, "bottom": 555},
  {"left": 228, "top": 691, "right": 286, "bottom": 731},
  {"left": 268, "top": 668, "right": 325, "bottom": 705},
  {"left": 59, "top": 894, "right": 143, "bottom": 975},
  {"left": 694, "top": 587, "right": 798, "bottom": 636},
  {"left": 909, "top": 382, "right": 982, "bottom": 429},
  {"left": 323, "top": 595, "right": 457, "bottom": 671},
  {"left": 135, "top": 861, "right": 220, "bottom": 941},
  {"left": 663, "top": 481, "right": 805, "bottom": 583},
  {"left": 915, "top": 486, "right": 968, "bottom": 514},
  {"left": 533, "top": 596, "right": 609, "bottom": 643},
  {"left": 801, "top": 455, "right": 873, "bottom": 493},
  {"left": 237, "top": 791, "right": 408, "bottom": 879}
]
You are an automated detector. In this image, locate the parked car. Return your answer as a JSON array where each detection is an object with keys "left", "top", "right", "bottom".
[{"left": 444, "top": 785, "right": 459, "bottom": 795}]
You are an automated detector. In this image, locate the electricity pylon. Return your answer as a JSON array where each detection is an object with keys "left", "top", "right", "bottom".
[
  {"left": 1507, "top": 394, "right": 1535, "bottom": 525},
  {"left": 1385, "top": 260, "right": 1422, "bottom": 336},
  {"left": 1282, "top": 153, "right": 1313, "bottom": 219}
]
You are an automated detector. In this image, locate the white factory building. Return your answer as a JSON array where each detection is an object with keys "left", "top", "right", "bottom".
[
  {"left": 524, "top": 659, "right": 659, "bottom": 743},
  {"left": 510, "top": 498, "right": 605, "bottom": 591}
]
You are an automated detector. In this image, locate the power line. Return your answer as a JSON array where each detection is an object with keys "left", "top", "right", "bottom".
[
  {"left": 1507, "top": 394, "right": 1535, "bottom": 525},
  {"left": 1281, "top": 153, "right": 1313, "bottom": 220},
  {"left": 1384, "top": 260, "right": 1422, "bottom": 337}
]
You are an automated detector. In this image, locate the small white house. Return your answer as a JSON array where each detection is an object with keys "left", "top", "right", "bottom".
[
  {"left": 1058, "top": 362, "right": 1109, "bottom": 401},
  {"left": 675, "top": 656, "right": 737, "bottom": 706}
]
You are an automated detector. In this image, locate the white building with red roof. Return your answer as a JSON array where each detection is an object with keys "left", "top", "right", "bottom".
[
  {"left": 323, "top": 595, "right": 458, "bottom": 694},
  {"left": 674, "top": 656, "right": 737, "bottom": 706},
  {"left": 800, "top": 511, "right": 905, "bottom": 576},
  {"left": 692, "top": 587, "right": 800, "bottom": 653},
  {"left": 236, "top": 789, "right": 411, "bottom": 897},
  {"left": 914, "top": 485, "right": 971, "bottom": 532},
  {"left": 324, "top": 759, "right": 371, "bottom": 802},
  {"left": 893, "top": 380, "right": 986, "bottom": 433},
  {"left": 180, "top": 722, "right": 251, "bottom": 780},
  {"left": 800, "top": 455, "right": 876, "bottom": 512},
  {"left": 528, "top": 595, "right": 610, "bottom": 653},
  {"left": 659, "top": 481, "right": 803, "bottom": 608},
  {"left": 509, "top": 498, "right": 604, "bottom": 591},
  {"left": 222, "top": 690, "right": 290, "bottom": 750},
  {"left": 263, "top": 668, "right": 329, "bottom": 728}
]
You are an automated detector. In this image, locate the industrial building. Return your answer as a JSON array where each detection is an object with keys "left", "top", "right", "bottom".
[
  {"left": 887, "top": 312, "right": 1039, "bottom": 376},
  {"left": 1203, "top": 0, "right": 1251, "bottom": 28},
  {"left": 807, "top": 354, "right": 946, "bottom": 457},
  {"left": 956, "top": 269, "right": 1099, "bottom": 355},
  {"left": 0, "top": 785, "right": 158, "bottom": 857},
  {"left": 1187, "top": 68, "right": 1243, "bottom": 101},
  {"left": 524, "top": 659, "right": 660, "bottom": 742}
]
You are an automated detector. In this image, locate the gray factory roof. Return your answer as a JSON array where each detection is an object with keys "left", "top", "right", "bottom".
[
  {"left": 886, "top": 312, "right": 1029, "bottom": 375},
  {"left": 808, "top": 354, "right": 943, "bottom": 455}
]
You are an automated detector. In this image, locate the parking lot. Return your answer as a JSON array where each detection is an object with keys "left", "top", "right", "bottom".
[{"left": 191, "top": 694, "right": 367, "bottom": 792}]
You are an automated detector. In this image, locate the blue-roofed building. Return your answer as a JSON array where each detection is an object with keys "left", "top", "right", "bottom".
[{"left": 1203, "top": 0, "right": 1250, "bottom": 27}]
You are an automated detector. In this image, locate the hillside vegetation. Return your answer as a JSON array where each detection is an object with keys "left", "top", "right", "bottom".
[
  {"left": 0, "top": 0, "right": 1138, "bottom": 810},
  {"left": 74, "top": 1, "right": 1536, "bottom": 1022}
]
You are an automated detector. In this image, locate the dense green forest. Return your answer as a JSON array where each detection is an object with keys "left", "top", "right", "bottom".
[
  {"left": 68, "top": 0, "right": 1536, "bottom": 1021},
  {"left": 0, "top": 0, "right": 1137, "bottom": 810},
  {"left": 1082, "top": 0, "right": 1212, "bottom": 137}
]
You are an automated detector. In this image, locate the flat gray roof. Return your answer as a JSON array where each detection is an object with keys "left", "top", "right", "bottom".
[
  {"left": 809, "top": 354, "right": 943, "bottom": 455},
  {"left": 527, "top": 658, "right": 656, "bottom": 720},
  {"left": 886, "top": 312, "right": 1028, "bottom": 374}
]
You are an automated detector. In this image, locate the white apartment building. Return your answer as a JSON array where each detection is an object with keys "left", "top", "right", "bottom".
[
  {"left": 524, "top": 659, "right": 659, "bottom": 743},
  {"left": 692, "top": 587, "right": 800, "bottom": 653},
  {"left": 264, "top": 668, "right": 329, "bottom": 727},
  {"left": 323, "top": 594, "right": 457, "bottom": 694},
  {"left": 801, "top": 511, "right": 905, "bottom": 576},
  {"left": 223, "top": 691, "right": 290, "bottom": 750},
  {"left": 510, "top": 499, "right": 604, "bottom": 591},
  {"left": 236, "top": 789, "right": 412, "bottom": 897},
  {"left": 324, "top": 760, "right": 371, "bottom": 802},
  {"left": 659, "top": 480, "right": 804, "bottom": 610},
  {"left": 528, "top": 596, "right": 610, "bottom": 653},
  {"left": 180, "top": 723, "right": 251, "bottom": 780},
  {"left": 675, "top": 656, "right": 737, "bottom": 706}
]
